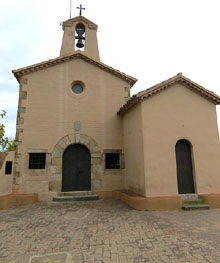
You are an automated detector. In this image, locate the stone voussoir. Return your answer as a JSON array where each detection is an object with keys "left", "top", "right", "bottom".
[
  {"left": 57, "top": 140, "right": 66, "bottom": 149},
  {"left": 68, "top": 134, "right": 76, "bottom": 144},
  {"left": 51, "top": 157, "right": 62, "bottom": 166},
  {"left": 62, "top": 135, "right": 71, "bottom": 146}
]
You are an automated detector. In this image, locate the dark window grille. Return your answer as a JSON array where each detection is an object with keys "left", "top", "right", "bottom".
[
  {"left": 105, "top": 153, "right": 120, "bottom": 169},
  {"left": 29, "top": 153, "right": 46, "bottom": 169},
  {"left": 5, "top": 161, "right": 12, "bottom": 174}
]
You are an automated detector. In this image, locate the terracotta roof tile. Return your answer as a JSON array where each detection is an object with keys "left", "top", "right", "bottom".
[
  {"left": 12, "top": 52, "right": 137, "bottom": 86},
  {"left": 62, "top": 16, "right": 98, "bottom": 30},
  {"left": 118, "top": 73, "right": 220, "bottom": 116}
]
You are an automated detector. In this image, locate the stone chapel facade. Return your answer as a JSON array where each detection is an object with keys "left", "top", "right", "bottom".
[{"left": 7, "top": 15, "right": 220, "bottom": 209}]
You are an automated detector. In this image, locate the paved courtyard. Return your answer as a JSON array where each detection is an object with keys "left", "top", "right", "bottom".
[{"left": 0, "top": 200, "right": 219, "bottom": 263}]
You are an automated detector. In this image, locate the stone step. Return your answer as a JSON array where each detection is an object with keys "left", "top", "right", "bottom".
[
  {"left": 182, "top": 204, "right": 210, "bottom": 211},
  {"left": 182, "top": 199, "right": 204, "bottom": 206},
  {"left": 58, "top": 191, "right": 93, "bottom": 196},
  {"left": 53, "top": 195, "right": 99, "bottom": 202},
  {"left": 180, "top": 194, "right": 198, "bottom": 200}
]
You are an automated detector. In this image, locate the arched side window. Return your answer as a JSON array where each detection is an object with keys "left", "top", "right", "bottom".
[{"left": 175, "top": 139, "right": 195, "bottom": 194}]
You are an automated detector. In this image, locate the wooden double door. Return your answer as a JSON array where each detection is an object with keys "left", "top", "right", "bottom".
[{"left": 62, "top": 144, "right": 91, "bottom": 192}]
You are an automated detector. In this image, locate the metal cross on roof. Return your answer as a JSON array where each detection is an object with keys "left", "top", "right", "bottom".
[{"left": 77, "top": 4, "right": 85, "bottom": 16}]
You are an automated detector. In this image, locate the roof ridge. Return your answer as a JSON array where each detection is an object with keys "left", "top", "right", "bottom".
[
  {"left": 118, "top": 73, "right": 220, "bottom": 116},
  {"left": 12, "top": 52, "right": 137, "bottom": 86},
  {"left": 62, "top": 16, "right": 98, "bottom": 30}
]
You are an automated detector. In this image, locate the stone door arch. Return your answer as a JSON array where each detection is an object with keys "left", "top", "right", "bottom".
[{"left": 50, "top": 134, "right": 102, "bottom": 192}]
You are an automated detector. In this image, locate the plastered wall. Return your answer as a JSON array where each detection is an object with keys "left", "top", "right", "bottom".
[
  {"left": 15, "top": 59, "right": 130, "bottom": 197},
  {"left": 0, "top": 151, "right": 14, "bottom": 196},
  {"left": 141, "top": 83, "right": 220, "bottom": 197},
  {"left": 122, "top": 104, "right": 146, "bottom": 196}
]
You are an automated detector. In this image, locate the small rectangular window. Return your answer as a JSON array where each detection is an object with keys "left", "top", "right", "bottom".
[
  {"left": 5, "top": 161, "right": 12, "bottom": 174},
  {"left": 105, "top": 153, "right": 120, "bottom": 169},
  {"left": 29, "top": 153, "right": 46, "bottom": 169}
]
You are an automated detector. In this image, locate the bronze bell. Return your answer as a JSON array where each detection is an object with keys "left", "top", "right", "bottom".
[
  {"left": 75, "top": 27, "right": 85, "bottom": 49},
  {"left": 76, "top": 38, "right": 84, "bottom": 48}
]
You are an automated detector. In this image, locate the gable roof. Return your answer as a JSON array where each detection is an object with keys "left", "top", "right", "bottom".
[
  {"left": 12, "top": 52, "right": 137, "bottom": 86},
  {"left": 62, "top": 16, "right": 98, "bottom": 30},
  {"left": 118, "top": 73, "right": 220, "bottom": 116}
]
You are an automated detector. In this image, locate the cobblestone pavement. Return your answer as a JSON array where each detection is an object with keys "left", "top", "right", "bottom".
[{"left": 0, "top": 200, "right": 219, "bottom": 263}]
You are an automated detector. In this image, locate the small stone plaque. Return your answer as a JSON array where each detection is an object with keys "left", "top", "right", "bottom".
[
  {"left": 74, "top": 121, "right": 81, "bottom": 132},
  {"left": 29, "top": 252, "right": 72, "bottom": 263}
]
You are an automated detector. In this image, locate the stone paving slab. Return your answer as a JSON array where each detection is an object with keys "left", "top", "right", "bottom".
[
  {"left": 0, "top": 200, "right": 219, "bottom": 263},
  {"left": 28, "top": 252, "right": 72, "bottom": 263}
]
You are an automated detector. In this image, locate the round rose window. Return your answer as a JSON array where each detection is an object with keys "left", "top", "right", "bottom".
[{"left": 72, "top": 83, "right": 83, "bottom": 94}]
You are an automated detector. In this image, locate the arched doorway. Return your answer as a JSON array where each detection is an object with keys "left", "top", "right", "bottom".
[
  {"left": 62, "top": 144, "right": 91, "bottom": 192},
  {"left": 175, "top": 139, "right": 195, "bottom": 194}
]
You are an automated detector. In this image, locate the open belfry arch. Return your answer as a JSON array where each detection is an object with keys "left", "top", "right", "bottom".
[
  {"left": 1, "top": 7, "right": 219, "bottom": 210},
  {"left": 60, "top": 16, "right": 100, "bottom": 61}
]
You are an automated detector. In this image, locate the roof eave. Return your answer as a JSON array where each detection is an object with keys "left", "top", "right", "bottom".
[
  {"left": 118, "top": 73, "right": 220, "bottom": 116},
  {"left": 12, "top": 53, "right": 137, "bottom": 86}
]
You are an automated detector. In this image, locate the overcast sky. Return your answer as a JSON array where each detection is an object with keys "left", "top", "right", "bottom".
[{"left": 1, "top": 0, "right": 220, "bottom": 138}]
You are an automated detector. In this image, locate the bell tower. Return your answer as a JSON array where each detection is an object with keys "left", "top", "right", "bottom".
[{"left": 60, "top": 16, "right": 100, "bottom": 61}]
